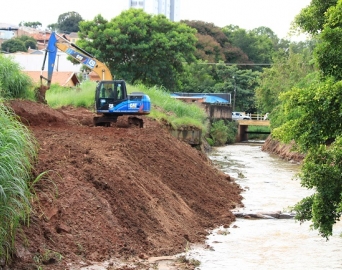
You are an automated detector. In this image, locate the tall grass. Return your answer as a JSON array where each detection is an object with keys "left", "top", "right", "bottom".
[
  {"left": 0, "top": 101, "right": 38, "bottom": 262},
  {"left": 46, "top": 80, "right": 95, "bottom": 108},
  {"left": 132, "top": 84, "right": 208, "bottom": 130},
  {"left": 0, "top": 54, "right": 33, "bottom": 99}
]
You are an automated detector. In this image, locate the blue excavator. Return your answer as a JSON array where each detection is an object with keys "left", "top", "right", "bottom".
[{"left": 39, "top": 32, "right": 151, "bottom": 127}]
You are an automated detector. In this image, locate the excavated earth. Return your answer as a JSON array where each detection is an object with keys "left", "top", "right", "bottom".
[{"left": 5, "top": 100, "right": 243, "bottom": 270}]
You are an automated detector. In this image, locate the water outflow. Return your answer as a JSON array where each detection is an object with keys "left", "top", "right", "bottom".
[{"left": 188, "top": 143, "right": 342, "bottom": 270}]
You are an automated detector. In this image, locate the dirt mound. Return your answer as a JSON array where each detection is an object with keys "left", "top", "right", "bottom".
[{"left": 6, "top": 100, "right": 243, "bottom": 269}]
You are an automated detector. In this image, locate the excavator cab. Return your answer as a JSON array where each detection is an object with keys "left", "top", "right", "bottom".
[
  {"left": 96, "top": 80, "right": 127, "bottom": 111},
  {"left": 94, "top": 80, "right": 151, "bottom": 126}
]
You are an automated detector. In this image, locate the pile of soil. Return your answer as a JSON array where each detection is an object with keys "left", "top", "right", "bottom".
[{"left": 6, "top": 100, "right": 243, "bottom": 269}]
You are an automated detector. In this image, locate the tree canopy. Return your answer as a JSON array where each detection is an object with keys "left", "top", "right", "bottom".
[
  {"left": 57, "top": 11, "right": 83, "bottom": 33},
  {"left": 19, "top": 21, "right": 42, "bottom": 29},
  {"left": 77, "top": 9, "right": 197, "bottom": 90},
  {"left": 1, "top": 35, "right": 37, "bottom": 53},
  {"left": 1, "top": 39, "right": 26, "bottom": 53},
  {"left": 294, "top": 0, "right": 338, "bottom": 35}
]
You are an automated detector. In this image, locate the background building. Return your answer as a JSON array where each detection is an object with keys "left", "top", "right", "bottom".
[{"left": 128, "top": 0, "right": 180, "bottom": 22}]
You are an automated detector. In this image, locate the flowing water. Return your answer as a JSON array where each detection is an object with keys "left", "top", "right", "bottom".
[{"left": 188, "top": 143, "right": 342, "bottom": 270}]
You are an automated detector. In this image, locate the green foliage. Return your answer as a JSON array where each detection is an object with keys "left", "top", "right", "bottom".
[
  {"left": 1, "top": 36, "right": 37, "bottom": 52},
  {"left": 57, "top": 11, "right": 83, "bottom": 33},
  {"left": 47, "top": 23, "right": 58, "bottom": 32},
  {"left": 255, "top": 46, "right": 318, "bottom": 115},
  {"left": 273, "top": 78, "right": 342, "bottom": 152},
  {"left": 0, "top": 102, "right": 38, "bottom": 262},
  {"left": 294, "top": 0, "right": 337, "bottom": 35},
  {"left": 179, "top": 60, "right": 217, "bottom": 93},
  {"left": 209, "top": 120, "right": 237, "bottom": 146},
  {"left": 314, "top": 1, "right": 342, "bottom": 80},
  {"left": 77, "top": 10, "right": 197, "bottom": 90},
  {"left": 247, "top": 125, "right": 270, "bottom": 140},
  {"left": 19, "top": 21, "right": 42, "bottom": 29},
  {"left": 0, "top": 55, "right": 33, "bottom": 98},
  {"left": 18, "top": 35, "right": 37, "bottom": 50},
  {"left": 1, "top": 39, "right": 26, "bottom": 53},
  {"left": 222, "top": 25, "right": 275, "bottom": 69},
  {"left": 293, "top": 137, "right": 342, "bottom": 238}
]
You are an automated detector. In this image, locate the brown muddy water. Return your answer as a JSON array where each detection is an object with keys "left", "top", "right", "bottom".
[{"left": 187, "top": 143, "right": 342, "bottom": 270}]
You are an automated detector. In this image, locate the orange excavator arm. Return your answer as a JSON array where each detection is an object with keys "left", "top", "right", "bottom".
[{"left": 40, "top": 32, "right": 113, "bottom": 88}]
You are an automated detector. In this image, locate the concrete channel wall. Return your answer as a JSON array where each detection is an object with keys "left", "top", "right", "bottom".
[{"left": 170, "top": 103, "right": 231, "bottom": 146}]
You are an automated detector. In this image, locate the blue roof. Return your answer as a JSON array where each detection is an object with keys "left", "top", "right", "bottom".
[
  {"left": 171, "top": 93, "right": 229, "bottom": 104},
  {"left": 203, "top": 95, "right": 228, "bottom": 103}
]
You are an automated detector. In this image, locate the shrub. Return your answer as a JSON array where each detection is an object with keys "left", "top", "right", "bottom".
[{"left": 209, "top": 120, "right": 238, "bottom": 146}]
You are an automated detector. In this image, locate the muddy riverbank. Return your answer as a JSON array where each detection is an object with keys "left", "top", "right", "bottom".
[{"left": 262, "top": 136, "right": 304, "bottom": 163}]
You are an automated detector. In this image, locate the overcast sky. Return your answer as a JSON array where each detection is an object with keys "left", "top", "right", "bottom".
[{"left": 2, "top": 0, "right": 311, "bottom": 40}]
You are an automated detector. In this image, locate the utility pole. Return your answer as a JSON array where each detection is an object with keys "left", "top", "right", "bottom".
[{"left": 233, "top": 76, "right": 236, "bottom": 111}]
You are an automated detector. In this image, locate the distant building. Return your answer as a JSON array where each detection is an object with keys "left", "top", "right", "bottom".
[{"left": 128, "top": 0, "right": 180, "bottom": 22}]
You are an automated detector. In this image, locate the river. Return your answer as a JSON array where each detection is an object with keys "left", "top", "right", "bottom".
[{"left": 187, "top": 143, "right": 342, "bottom": 270}]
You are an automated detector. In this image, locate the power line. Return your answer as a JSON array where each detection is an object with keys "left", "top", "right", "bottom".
[{"left": 194, "top": 62, "right": 273, "bottom": 66}]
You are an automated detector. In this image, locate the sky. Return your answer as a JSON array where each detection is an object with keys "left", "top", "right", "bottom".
[{"left": 2, "top": 0, "right": 311, "bottom": 40}]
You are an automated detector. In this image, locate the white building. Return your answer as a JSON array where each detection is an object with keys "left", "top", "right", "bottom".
[{"left": 128, "top": 0, "right": 180, "bottom": 22}]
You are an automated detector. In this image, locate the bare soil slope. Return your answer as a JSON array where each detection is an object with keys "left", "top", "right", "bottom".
[{"left": 7, "top": 100, "right": 243, "bottom": 269}]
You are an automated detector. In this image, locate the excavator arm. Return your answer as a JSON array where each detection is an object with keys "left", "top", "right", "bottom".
[{"left": 40, "top": 32, "right": 112, "bottom": 88}]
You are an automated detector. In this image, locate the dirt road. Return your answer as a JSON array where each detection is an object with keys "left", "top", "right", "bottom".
[{"left": 7, "top": 100, "right": 243, "bottom": 269}]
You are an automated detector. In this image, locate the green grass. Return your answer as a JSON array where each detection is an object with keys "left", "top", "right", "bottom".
[
  {"left": 0, "top": 101, "right": 38, "bottom": 263},
  {"left": 133, "top": 84, "right": 208, "bottom": 130},
  {"left": 46, "top": 80, "right": 95, "bottom": 108}
]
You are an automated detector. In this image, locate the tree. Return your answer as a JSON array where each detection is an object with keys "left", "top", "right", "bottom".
[
  {"left": 1, "top": 39, "right": 26, "bottom": 53},
  {"left": 182, "top": 20, "right": 249, "bottom": 64},
  {"left": 18, "top": 35, "right": 37, "bottom": 50},
  {"left": 47, "top": 23, "right": 58, "bottom": 32},
  {"left": 255, "top": 45, "right": 317, "bottom": 115},
  {"left": 314, "top": 0, "right": 342, "bottom": 80},
  {"left": 57, "top": 11, "right": 83, "bottom": 33},
  {"left": 222, "top": 25, "right": 275, "bottom": 70},
  {"left": 179, "top": 60, "right": 216, "bottom": 93},
  {"left": 214, "top": 62, "right": 260, "bottom": 111},
  {"left": 77, "top": 10, "right": 197, "bottom": 90},
  {"left": 271, "top": 0, "right": 342, "bottom": 239},
  {"left": 272, "top": 79, "right": 342, "bottom": 238},
  {"left": 0, "top": 36, "right": 37, "bottom": 52},
  {"left": 294, "top": 0, "right": 338, "bottom": 35},
  {"left": 19, "top": 21, "right": 42, "bottom": 29}
]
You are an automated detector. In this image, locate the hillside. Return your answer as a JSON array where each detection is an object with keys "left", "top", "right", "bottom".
[{"left": 6, "top": 100, "right": 243, "bottom": 269}]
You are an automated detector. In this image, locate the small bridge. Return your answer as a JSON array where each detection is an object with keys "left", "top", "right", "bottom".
[{"left": 237, "top": 119, "right": 270, "bottom": 142}]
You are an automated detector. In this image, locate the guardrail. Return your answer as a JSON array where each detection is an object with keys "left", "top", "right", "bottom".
[{"left": 246, "top": 113, "right": 269, "bottom": 120}]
